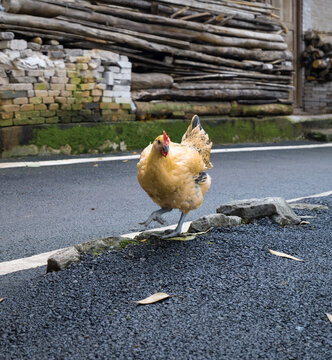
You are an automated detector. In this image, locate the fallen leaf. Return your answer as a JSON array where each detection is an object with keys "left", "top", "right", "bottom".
[
  {"left": 268, "top": 248, "right": 303, "bottom": 262},
  {"left": 136, "top": 292, "right": 171, "bottom": 305},
  {"left": 140, "top": 239, "right": 147, "bottom": 242},
  {"left": 0, "top": 297, "right": 5, "bottom": 303},
  {"left": 326, "top": 313, "right": 332, "bottom": 323},
  {"left": 93, "top": 163, "right": 98, "bottom": 167},
  {"left": 167, "top": 235, "right": 196, "bottom": 241},
  {"left": 133, "top": 151, "right": 137, "bottom": 155},
  {"left": 122, "top": 160, "right": 128, "bottom": 163},
  {"left": 300, "top": 220, "right": 310, "bottom": 225}
]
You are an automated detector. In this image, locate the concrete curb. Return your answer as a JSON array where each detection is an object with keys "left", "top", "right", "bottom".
[{"left": 46, "top": 198, "right": 329, "bottom": 273}]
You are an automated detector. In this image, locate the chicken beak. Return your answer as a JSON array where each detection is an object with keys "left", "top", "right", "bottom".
[{"left": 161, "top": 144, "right": 169, "bottom": 157}]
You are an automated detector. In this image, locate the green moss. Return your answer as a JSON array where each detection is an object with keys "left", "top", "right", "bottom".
[{"left": 119, "top": 239, "right": 138, "bottom": 249}]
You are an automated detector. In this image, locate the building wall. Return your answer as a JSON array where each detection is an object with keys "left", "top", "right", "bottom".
[
  {"left": 302, "top": 0, "right": 332, "bottom": 113},
  {"left": 302, "top": 0, "right": 332, "bottom": 32}
]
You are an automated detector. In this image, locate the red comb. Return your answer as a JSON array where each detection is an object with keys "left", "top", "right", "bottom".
[{"left": 163, "top": 130, "right": 169, "bottom": 146}]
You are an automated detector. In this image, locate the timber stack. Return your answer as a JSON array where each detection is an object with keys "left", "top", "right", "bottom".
[
  {"left": 1, "top": 0, "right": 294, "bottom": 119},
  {"left": 301, "top": 30, "right": 332, "bottom": 82}
]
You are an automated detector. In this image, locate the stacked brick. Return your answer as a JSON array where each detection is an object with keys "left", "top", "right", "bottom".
[
  {"left": 0, "top": 32, "right": 134, "bottom": 128},
  {"left": 303, "top": 81, "right": 332, "bottom": 114}
]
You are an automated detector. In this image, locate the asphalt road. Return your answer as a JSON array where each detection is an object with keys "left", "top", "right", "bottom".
[{"left": 1, "top": 142, "right": 332, "bottom": 263}]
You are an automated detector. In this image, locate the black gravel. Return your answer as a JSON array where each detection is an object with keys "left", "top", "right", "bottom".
[{"left": 1, "top": 196, "right": 332, "bottom": 360}]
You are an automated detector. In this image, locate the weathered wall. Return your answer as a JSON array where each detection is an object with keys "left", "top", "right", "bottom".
[
  {"left": 302, "top": 0, "right": 332, "bottom": 113},
  {"left": 0, "top": 33, "right": 134, "bottom": 130},
  {"left": 302, "top": 0, "right": 332, "bottom": 32}
]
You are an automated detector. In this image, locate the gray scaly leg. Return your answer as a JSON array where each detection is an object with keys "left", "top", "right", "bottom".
[
  {"left": 140, "top": 208, "right": 171, "bottom": 227},
  {"left": 161, "top": 212, "right": 187, "bottom": 239}
]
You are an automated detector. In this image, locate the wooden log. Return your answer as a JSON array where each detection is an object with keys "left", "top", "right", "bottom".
[
  {"left": 135, "top": 101, "right": 232, "bottom": 120},
  {"left": 132, "top": 88, "right": 287, "bottom": 101},
  {"left": 230, "top": 102, "right": 293, "bottom": 116},
  {"left": 3, "top": 0, "right": 287, "bottom": 50},
  {"left": 132, "top": 73, "right": 174, "bottom": 90}
]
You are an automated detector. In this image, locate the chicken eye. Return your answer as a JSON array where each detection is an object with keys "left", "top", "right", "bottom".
[{"left": 157, "top": 140, "right": 161, "bottom": 144}]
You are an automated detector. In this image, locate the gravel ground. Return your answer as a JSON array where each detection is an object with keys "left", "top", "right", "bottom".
[{"left": 1, "top": 196, "right": 331, "bottom": 360}]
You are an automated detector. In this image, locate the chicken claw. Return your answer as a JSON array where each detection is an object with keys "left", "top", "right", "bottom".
[
  {"left": 139, "top": 208, "right": 171, "bottom": 227},
  {"left": 161, "top": 213, "right": 187, "bottom": 239}
]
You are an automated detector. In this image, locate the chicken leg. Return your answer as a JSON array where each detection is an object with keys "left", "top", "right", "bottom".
[
  {"left": 161, "top": 212, "right": 187, "bottom": 239},
  {"left": 139, "top": 208, "right": 172, "bottom": 227}
]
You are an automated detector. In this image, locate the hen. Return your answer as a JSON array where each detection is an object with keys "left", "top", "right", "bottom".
[{"left": 137, "top": 114, "right": 212, "bottom": 238}]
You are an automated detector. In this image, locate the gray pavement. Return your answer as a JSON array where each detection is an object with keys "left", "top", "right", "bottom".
[{"left": 1, "top": 142, "right": 332, "bottom": 262}]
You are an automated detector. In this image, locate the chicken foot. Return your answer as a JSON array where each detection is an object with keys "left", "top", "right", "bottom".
[
  {"left": 161, "top": 212, "right": 187, "bottom": 239},
  {"left": 139, "top": 208, "right": 171, "bottom": 227}
]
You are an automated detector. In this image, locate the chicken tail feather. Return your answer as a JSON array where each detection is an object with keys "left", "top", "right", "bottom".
[{"left": 181, "top": 114, "right": 213, "bottom": 169}]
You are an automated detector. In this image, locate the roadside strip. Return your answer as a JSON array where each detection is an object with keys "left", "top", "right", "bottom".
[
  {"left": 1, "top": 143, "right": 332, "bottom": 169},
  {"left": 1, "top": 191, "right": 332, "bottom": 276}
]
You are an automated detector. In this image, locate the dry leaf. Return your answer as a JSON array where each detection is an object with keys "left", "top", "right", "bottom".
[
  {"left": 167, "top": 235, "right": 196, "bottom": 241},
  {"left": 133, "top": 152, "right": 137, "bottom": 155},
  {"left": 140, "top": 239, "right": 147, "bottom": 242},
  {"left": 268, "top": 248, "right": 303, "bottom": 262},
  {"left": 300, "top": 220, "right": 310, "bottom": 225},
  {"left": 93, "top": 163, "right": 98, "bottom": 167},
  {"left": 326, "top": 313, "right": 332, "bottom": 323},
  {"left": 136, "top": 292, "right": 171, "bottom": 305},
  {"left": 0, "top": 297, "right": 5, "bottom": 303},
  {"left": 122, "top": 160, "right": 128, "bottom": 163}
]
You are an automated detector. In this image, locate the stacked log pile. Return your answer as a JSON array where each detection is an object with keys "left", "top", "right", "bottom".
[
  {"left": 1, "top": 0, "right": 293, "bottom": 113},
  {"left": 301, "top": 30, "right": 332, "bottom": 82}
]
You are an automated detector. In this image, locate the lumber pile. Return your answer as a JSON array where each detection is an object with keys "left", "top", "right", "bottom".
[
  {"left": 301, "top": 30, "right": 332, "bottom": 82},
  {"left": 1, "top": 0, "right": 293, "bottom": 105}
]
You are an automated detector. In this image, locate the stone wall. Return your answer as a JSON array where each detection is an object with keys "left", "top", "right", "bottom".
[
  {"left": 302, "top": 0, "right": 332, "bottom": 114},
  {"left": 0, "top": 32, "right": 134, "bottom": 129}
]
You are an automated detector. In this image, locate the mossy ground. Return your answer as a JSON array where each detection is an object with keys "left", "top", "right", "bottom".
[{"left": 29, "top": 117, "right": 303, "bottom": 155}]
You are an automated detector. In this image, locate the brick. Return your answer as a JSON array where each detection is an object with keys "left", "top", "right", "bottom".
[
  {"left": 0, "top": 99, "right": 13, "bottom": 105},
  {"left": 1, "top": 112, "right": 13, "bottom": 120},
  {"left": 65, "top": 49, "right": 84, "bottom": 56},
  {"left": 61, "top": 104, "right": 72, "bottom": 111},
  {"left": 121, "top": 103, "right": 131, "bottom": 110},
  {"left": 91, "top": 89, "right": 102, "bottom": 97},
  {"left": 35, "top": 90, "right": 49, "bottom": 97},
  {"left": 15, "top": 110, "right": 40, "bottom": 119},
  {"left": 46, "top": 116, "right": 59, "bottom": 124},
  {"left": 20, "top": 49, "right": 33, "bottom": 58},
  {"left": 27, "top": 70, "right": 45, "bottom": 77},
  {"left": 66, "top": 84, "right": 77, "bottom": 91},
  {"left": 60, "top": 90, "right": 72, "bottom": 97},
  {"left": 104, "top": 72, "right": 114, "bottom": 85},
  {"left": 67, "top": 97, "right": 75, "bottom": 105},
  {"left": 65, "top": 63, "right": 76, "bottom": 70},
  {"left": 55, "top": 97, "right": 67, "bottom": 104},
  {"left": 34, "top": 104, "right": 47, "bottom": 111},
  {"left": 13, "top": 97, "right": 28, "bottom": 105},
  {"left": 51, "top": 77, "right": 68, "bottom": 84},
  {"left": 13, "top": 84, "right": 33, "bottom": 91},
  {"left": 80, "top": 96, "right": 93, "bottom": 103},
  {"left": 30, "top": 97, "right": 43, "bottom": 104},
  {"left": 13, "top": 117, "right": 45, "bottom": 126},
  {"left": 10, "top": 76, "right": 37, "bottom": 83},
  {"left": 56, "top": 69, "right": 67, "bottom": 77},
  {"left": 70, "top": 77, "right": 82, "bottom": 85},
  {"left": 0, "top": 32, "right": 15, "bottom": 41},
  {"left": 78, "top": 83, "right": 95, "bottom": 91},
  {"left": 34, "top": 83, "right": 48, "bottom": 91},
  {"left": 0, "top": 90, "right": 28, "bottom": 99},
  {"left": 113, "top": 85, "right": 130, "bottom": 92},
  {"left": 3, "top": 49, "right": 20, "bottom": 60},
  {"left": 48, "top": 103, "right": 59, "bottom": 111},
  {"left": 0, "top": 39, "right": 27, "bottom": 50},
  {"left": 42, "top": 96, "right": 55, "bottom": 104},
  {"left": 50, "top": 83, "right": 65, "bottom": 91},
  {"left": 40, "top": 110, "right": 56, "bottom": 117},
  {"left": 100, "top": 102, "right": 111, "bottom": 110},
  {"left": 105, "top": 66, "right": 120, "bottom": 73},
  {"left": 0, "top": 118, "right": 13, "bottom": 126},
  {"left": 67, "top": 71, "right": 78, "bottom": 78},
  {"left": 93, "top": 96, "right": 101, "bottom": 102},
  {"left": 96, "top": 83, "right": 106, "bottom": 90},
  {"left": 10, "top": 69, "right": 25, "bottom": 77},
  {"left": 117, "top": 61, "right": 132, "bottom": 69},
  {"left": 102, "top": 96, "right": 113, "bottom": 103},
  {"left": 20, "top": 104, "right": 34, "bottom": 111},
  {"left": 48, "top": 90, "right": 61, "bottom": 97},
  {"left": 0, "top": 77, "right": 9, "bottom": 86},
  {"left": 2, "top": 104, "right": 20, "bottom": 112},
  {"left": 103, "top": 90, "right": 114, "bottom": 97},
  {"left": 43, "top": 69, "right": 56, "bottom": 77},
  {"left": 72, "top": 103, "right": 83, "bottom": 111},
  {"left": 28, "top": 42, "right": 41, "bottom": 51}
]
